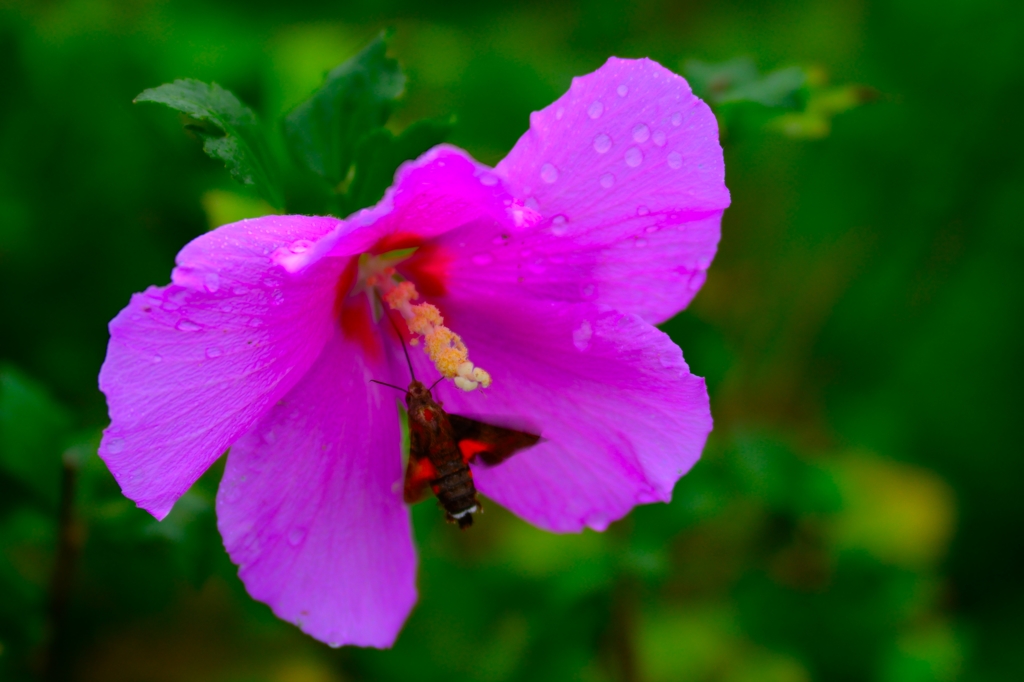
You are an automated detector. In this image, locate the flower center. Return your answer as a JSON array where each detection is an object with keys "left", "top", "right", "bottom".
[{"left": 352, "top": 249, "right": 491, "bottom": 392}]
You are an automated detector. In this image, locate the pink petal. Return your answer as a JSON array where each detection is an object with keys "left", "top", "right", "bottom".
[
  {"left": 99, "top": 215, "right": 345, "bottom": 519},
  {"left": 436, "top": 295, "right": 712, "bottom": 532},
  {"left": 217, "top": 331, "right": 415, "bottom": 648},
  {"left": 494, "top": 57, "right": 729, "bottom": 322}
]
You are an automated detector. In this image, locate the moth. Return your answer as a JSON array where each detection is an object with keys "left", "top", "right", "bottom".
[{"left": 399, "top": 379, "right": 540, "bottom": 528}]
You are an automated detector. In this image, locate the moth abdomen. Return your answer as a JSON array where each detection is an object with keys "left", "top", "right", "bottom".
[{"left": 432, "top": 463, "right": 479, "bottom": 528}]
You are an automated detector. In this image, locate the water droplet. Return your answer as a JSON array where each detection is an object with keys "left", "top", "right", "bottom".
[
  {"left": 625, "top": 147, "right": 643, "bottom": 167},
  {"left": 232, "top": 285, "right": 248, "bottom": 295},
  {"left": 555, "top": 106, "right": 565, "bottom": 120},
  {"left": 600, "top": 173, "right": 615, "bottom": 189},
  {"left": 688, "top": 270, "right": 707, "bottom": 291},
  {"left": 106, "top": 438, "right": 125, "bottom": 454},
  {"left": 551, "top": 215, "right": 568, "bottom": 236},
  {"left": 288, "top": 527, "right": 306, "bottom": 546},
  {"left": 479, "top": 173, "right": 498, "bottom": 186},
  {"left": 671, "top": 112, "right": 683, "bottom": 126},
  {"left": 588, "top": 101, "right": 604, "bottom": 119},
  {"left": 617, "top": 84, "right": 628, "bottom": 97},
  {"left": 573, "top": 320, "right": 593, "bottom": 351},
  {"left": 203, "top": 272, "right": 220, "bottom": 293},
  {"left": 206, "top": 347, "right": 223, "bottom": 358},
  {"left": 264, "top": 430, "right": 277, "bottom": 444},
  {"left": 289, "top": 239, "right": 314, "bottom": 254},
  {"left": 697, "top": 255, "right": 712, "bottom": 268},
  {"left": 471, "top": 253, "right": 493, "bottom": 266},
  {"left": 582, "top": 284, "right": 596, "bottom": 298},
  {"left": 152, "top": 354, "right": 163, "bottom": 363},
  {"left": 667, "top": 152, "right": 683, "bottom": 169},
  {"left": 635, "top": 238, "right": 648, "bottom": 247},
  {"left": 645, "top": 225, "right": 659, "bottom": 233},
  {"left": 540, "top": 163, "right": 559, "bottom": 183},
  {"left": 176, "top": 319, "right": 201, "bottom": 332},
  {"left": 593, "top": 133, "right": 612, "bottom": 154},
  {"left": 637, "top": 206, "right": 650, "bottom": 216},
  {"left": 652, "top": 130, "right": 666, "bottom": 146},
  {"left": 247, "top": 318, "right": 261, "bottom": 328},
  {"left": 632, "top": 124, "right": 650, "bottom": 143}
]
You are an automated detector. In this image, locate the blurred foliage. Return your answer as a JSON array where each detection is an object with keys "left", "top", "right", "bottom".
[{"left": 1, "top": 0, "right": 1022, "bottom": 681}]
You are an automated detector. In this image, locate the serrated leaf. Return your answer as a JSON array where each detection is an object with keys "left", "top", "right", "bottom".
[
  {"left": 0, "top": 368, "right": 72, "bottom": 508},
  {"left": 345, "top": 117, "right": 453, "bottom": 212},
  {"left": 136, "top": 79, "right": 284, "bottom": 208},
  {"left": 283, "top": 33, "right": 406, "bottom": 188}
]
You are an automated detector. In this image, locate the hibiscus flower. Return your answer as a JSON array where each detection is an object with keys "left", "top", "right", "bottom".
[{"left": 98, "top": 57, "right": 729, "bottom": 647}]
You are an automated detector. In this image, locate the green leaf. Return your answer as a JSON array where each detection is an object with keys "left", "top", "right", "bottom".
[
  {"left": 345, "top": 116, "right": 454, "bottom": 212},
  {"left": 135, "top": 79, "right": 284, "bottom": 208},
  {"left": 283, "top": 33, "right": 406, "bottom": 188},
  {"left": 685, "top": 58, "right": 806, "bottom": 108},
  {"left": 0, "top": 368, "right": 72, "bottom": 508}
]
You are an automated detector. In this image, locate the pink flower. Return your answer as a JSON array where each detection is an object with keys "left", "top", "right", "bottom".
[{"left": 98, "top": 57, "right": 729, "bottom": 647}]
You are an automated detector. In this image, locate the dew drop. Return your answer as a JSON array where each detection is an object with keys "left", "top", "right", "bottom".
[
  {"left": 203, "top": 272, "right": 220, "bottom": 293},
  {"left": 635, "top": 238, "right": 648, "bottom": 247},
  {"left": 555, "top": 106, "right": 565, "bottom": 120},
  {"left": 667, "top": 152, "right": 683, "bottom": 169},
  {"left": 600, "top": 173, "right": 615, "bottom": 189},
  {"left": 551, "top": 215, "right": 568, "bottom": 236},
  {"left": 688, "top": 270, "right": 707, "bottom": 291},
  {"left": 671, "top": 112, "right": 683, "bottom": 126},
  {"left": 632, "top": 124, "right": 650, "bottom": 143},
  {"left": 106, "top": 438, "right": 125, "bottom": 454},
  {"left": 617, "top": 84, "right": 628, "bottom": 97},
  {"left": 206, "top": 346, "right": 223, "bottom": 358},
  {"left": 248, "top": 317, "right": 262, "bottom": 328},
  {"left": 152, "top": 354, "right": 163, "bottom": 363},
  {"left": 471, "top": 253, "right": 494, "bottom": 266},
  {"left": 288, "top": 527, "right": 307, "bottom": 546},
  {"left": 645, "top": 225, "right": 659, "bottom": 233},
  {"left": 573, "top": 320, "right": 593, "bottom": 351},
  {"left": 588, "top": 101, "right": 604, "bottom": 119},
  {"left": 652, "top": 130, "right": 666, "bottom": 146},
  {"left": 232, "top": 285, "right": 248, "bottom": 295},
  {"left": 625, "top": 147, "right": 643, "bottom": 167},
  {"left": 593, "top": 133, "right": 612, "bottom": 154},
  {"left": 582, "top": 284, "right": 596, "bottom": 298},
  {"left": 540, "top": 163, "right": 559, "bottom": 184},
  {"left": 479, "top": 173, "right": 498, "bottom": 186},
  {"left": 289, "top": 239, "right": 314, "bottom": 254},
  {"left": 637, "top": 206, "right": 650, "bottom": 216},
  {"left": 697, "top": 255, "right": 712, "bottom": 268},
  {"left": 176, "top": 319, "right": 201, "bottom": 332}
]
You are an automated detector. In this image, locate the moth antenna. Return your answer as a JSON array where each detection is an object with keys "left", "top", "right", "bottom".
[
  {"left": 370, "top": 379, "right": 408, "bottom": 393},
  {"left": 376, "top": 290, "right": 417, "bottom": 382},
  {"left": 428, "top": 376, "right": 444, "bottom": 393}
]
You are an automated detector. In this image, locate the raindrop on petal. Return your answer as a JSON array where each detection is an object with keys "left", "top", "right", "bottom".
[
  {"left": 203, "top": 272, "right": 220, "bottom": 293},
  {"left": 593, "top": 133, "right": 612, "bottom": 153},
  {"left": 106, "top": 438, "right": 125, "bottom": 454},
  {"left": 667, "top": 152, "right": 683, "bottom": 169},
  {"left": 555, "top": 107, "right": 565, "bottom": 120},
  {"left": 551, "top": 215, "right": 568, "bottom": 236},
  {"left": 206, "top": 347, "right": 223, "bottom": 358},
  {"left": 600, "top": 173, "right": 615, "bottom": 188},
  {"left": 588, "top": 101, "right": 604, "bottom": 119},
  {"left": 288, "top": 528, "right": 307, "bottom": 546},
  {"left": 671, "top": 112, "right": 683, "bottom": 126},
  {"left": 479, "top": 173, "right": 498, "bottom": 186},
  {"left": 637, "top": 206, "right": 650, "bottom": 216},
  {"left": 289, "top": 239, "right": 314, "bottom": 254},
  {"left": 176, "top": 319, "right": 201, "bottom": 332},
  {"left": 632, "top": 124, "right": 650, "bottom": 143},
  {"left": 152, "top": 354, "right": 163, "bottom": 363},
  {"left": 617, "top": 84, "right": 628, "bottom": 96},
  {"left": 625, "top": 147, "right": 643, "bottom": 167},
  {"left": 540, "top": 163, "right": 559, "bottom": 184},
  {"left": 652, "top": 130, "right": 666, "bottom": 146}
]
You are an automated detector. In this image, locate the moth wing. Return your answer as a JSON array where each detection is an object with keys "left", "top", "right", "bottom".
[
  {"left": 448, "top": 414, "right": 541, "bottom": 467},
  {"left": 403, "top": 419, "right": 437, "bottom": 504}
]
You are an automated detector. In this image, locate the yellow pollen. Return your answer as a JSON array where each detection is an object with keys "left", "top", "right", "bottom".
[{"left": 381, "top": 280, "right": 490, "bottom": 392}]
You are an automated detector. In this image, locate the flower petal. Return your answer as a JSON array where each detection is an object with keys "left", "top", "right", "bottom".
[
  {"left": 494, "top": 57, "right": 729, "bottom": 322},
  {"left": 99, "top": 215, "right": 345, "bottom": 519},
  {"left": 437, "top": 295, "right": 712, "bottom": 532},
  {"left": 217, "top": 331, "right": 415, "bottom": 648}
]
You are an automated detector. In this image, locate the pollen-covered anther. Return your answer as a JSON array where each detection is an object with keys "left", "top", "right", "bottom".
[{"left": 382, "top": 281, "right": 490, "bottom": 392}]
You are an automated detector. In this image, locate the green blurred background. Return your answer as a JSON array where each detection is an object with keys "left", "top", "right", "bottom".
[{"left": 2, "top": 0, "right": 1022, "bottom": 680}]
